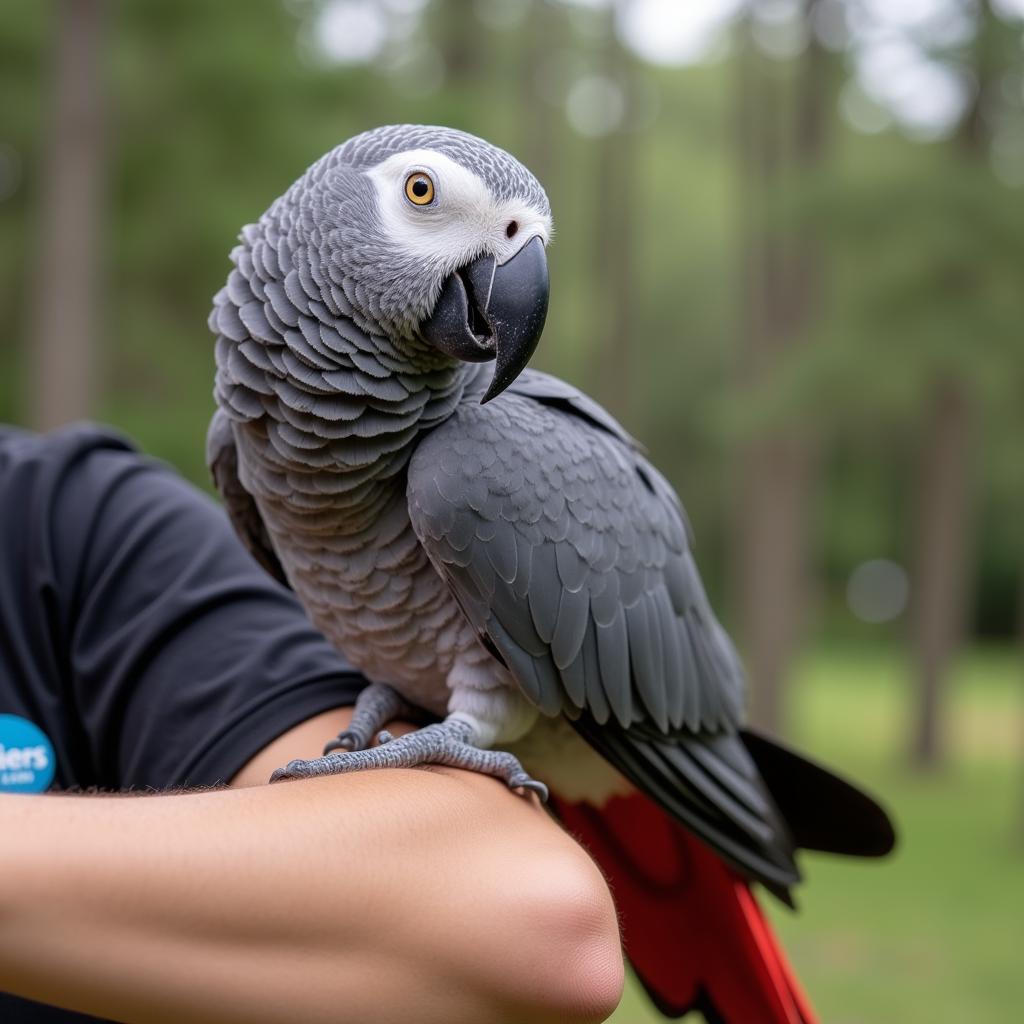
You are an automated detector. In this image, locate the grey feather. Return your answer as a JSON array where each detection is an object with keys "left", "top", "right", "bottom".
[
  {"left": 527, "top": 543, "right": 560, "bottom": 646},
  {"left": 206, "top": 409, "right": 288, "bottom": 587},
  {"left": 629, "top": 595, "right": 669, "bottom": 733},
  {"left": 579, "top": 619, "right": 610, "bottom": 725},
  {"left": 594, "top": 608, "right": 632, "bottom": 728},
  {"left": 550, "top": 586, "right": 589, "bottom": 671}
]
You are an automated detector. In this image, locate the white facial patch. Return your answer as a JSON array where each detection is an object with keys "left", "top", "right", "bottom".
[{"left": 365, "top": 149, "right": 553, "bottom": 275}]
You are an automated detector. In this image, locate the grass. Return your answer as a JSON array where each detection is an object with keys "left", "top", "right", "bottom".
[{"left": 607, "top": 643, "right": 1024, "bottom": 1024}]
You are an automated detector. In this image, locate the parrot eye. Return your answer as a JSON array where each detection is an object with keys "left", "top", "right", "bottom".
[{"left": 404, "top": 172, "right": 435, "bottom": 206}]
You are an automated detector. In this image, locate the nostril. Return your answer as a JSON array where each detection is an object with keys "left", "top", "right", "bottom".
[{"left": 505, "top": 220, "right": 519, "bottom": 240}]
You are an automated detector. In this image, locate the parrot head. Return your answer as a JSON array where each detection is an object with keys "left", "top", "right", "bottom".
[{"left": 275, "top": 125, "right": 552, "bottom": 403}]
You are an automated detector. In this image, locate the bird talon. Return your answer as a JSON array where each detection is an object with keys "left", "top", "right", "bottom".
[
  {"left": 527, "top": 781, "right": 549, "bottom": 801},
  {"left": 509, "top": 775, "right": 549, "bottom": 801},
  {"left": 270, "top": 759, "right": 307, "bottom": 783},
  {"left": 272, "top": 719, "right": 550, "bottom": 804},
  {"left": 323, "top": 733, "right": 357, "bottom": 755}
]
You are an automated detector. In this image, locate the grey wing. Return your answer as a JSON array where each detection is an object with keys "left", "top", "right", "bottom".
[
  {"left": 207, "top": 408, "right": 289, "bottom": 588},
  {"left": 408, "top": 378, "right": 742, "bottom": 734},
  {"left": 407, "top": 380, "right": 798, "bottom": 893}
]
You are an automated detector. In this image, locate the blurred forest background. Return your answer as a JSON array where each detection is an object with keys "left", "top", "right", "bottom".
[{"left": 1, "top": 1, "right": 1022, "bottom": 1021}]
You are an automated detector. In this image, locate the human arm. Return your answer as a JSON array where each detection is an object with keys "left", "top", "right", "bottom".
[
  {"left": 0, "top": 707, "right": 625, "bottom": 1024},
  {"left": 0, "top": 429, "right": 624, "bottom": 1022}
]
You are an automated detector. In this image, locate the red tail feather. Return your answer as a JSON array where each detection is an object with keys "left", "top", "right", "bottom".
[{"left": 552, "top": 792, "right": 817, "bottom": 1023}]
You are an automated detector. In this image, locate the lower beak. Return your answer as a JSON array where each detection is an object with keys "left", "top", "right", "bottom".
[{"left": 420, "top": 236, "right": 549, "bottom": 404}]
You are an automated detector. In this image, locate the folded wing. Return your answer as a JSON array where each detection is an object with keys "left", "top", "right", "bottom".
[{"left": 407, "top": 370, "right": 799, "bottom": 892}]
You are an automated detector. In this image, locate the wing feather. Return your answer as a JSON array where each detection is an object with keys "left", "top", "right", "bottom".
[
  {"left": 551, "top": 585, "right": 590, "bottom": 671},
  {"left": 580, "top": 619, "right": 610, "bottom": 725},
  {"left": 207, "top": 409, "right": 289, "bottom": 587},
  {"left": 595, "top": 607, "right": 633, "bottom": 728}
]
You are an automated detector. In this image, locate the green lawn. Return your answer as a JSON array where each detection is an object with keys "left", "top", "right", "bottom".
[{"left": 608, "top": 644, "right": 1024, "bottom": 1024}]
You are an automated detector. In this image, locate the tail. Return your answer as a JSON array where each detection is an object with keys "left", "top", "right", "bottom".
[{"left": 552, "top": 791, "right": 818, "bottom": 1023}]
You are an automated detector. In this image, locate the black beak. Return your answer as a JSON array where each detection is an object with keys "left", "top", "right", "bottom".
[{"left": 420, "top": 236, "right": 549, "bottom": 404}]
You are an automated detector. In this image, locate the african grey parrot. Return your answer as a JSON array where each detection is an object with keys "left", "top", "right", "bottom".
[{"left": 208, "top": 125, "right": 894, "bottom": 1023}]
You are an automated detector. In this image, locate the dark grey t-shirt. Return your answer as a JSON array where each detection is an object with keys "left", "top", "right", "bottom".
[{"left": 0, "top": 424, "right": 366, "bottom": 1021}]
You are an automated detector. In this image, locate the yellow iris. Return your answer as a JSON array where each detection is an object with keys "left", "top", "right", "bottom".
[{"left": 404, "top": 172, "right": 435, "bottom": 206}]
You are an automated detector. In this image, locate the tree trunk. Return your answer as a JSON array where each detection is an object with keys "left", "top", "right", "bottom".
[
  {"left": 29, "top": 0, "right": 106, "bottom": 431},
  {"left": 908, "top": 379, "right": 973, "bottom": 769},
  {"left": 732, "top": 2, "right": 825, "bottom": 737},
  {"left": 736, "top": 437, "right": 816, "bottom": 734},
  {"left": 906, "top": 3, "right": 992, "bottom": 770},
  {"left": 433, "top": 0, "right": 486, "bottom": 125},
  {"left": 591, "top": 4, "right": 635, "bottom": 427},
  {"left": 517, "top": 0, "right": 558, "bottom": 183}
]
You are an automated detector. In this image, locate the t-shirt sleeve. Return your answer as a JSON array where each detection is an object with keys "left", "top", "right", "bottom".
[{"left": 0, "top": 424, "right": 366, "bottom": 790}]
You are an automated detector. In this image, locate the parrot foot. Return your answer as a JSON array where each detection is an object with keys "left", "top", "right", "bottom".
[
  {"left": 322, "top": 682, "right": 426, "bottom": 755},
  {"left": 271, "top": 718, "right": 549, "bottom": 801}
]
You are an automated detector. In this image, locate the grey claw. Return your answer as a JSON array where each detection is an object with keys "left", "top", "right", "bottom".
[
  {"left": 270, "top": 759, "right": 306, "bottom": 783},
  {"left": 512, "top": 777, "right": 549, "bottom": 802},
  {"left": 323, "top": 733, "right": 357, "bottom": 755},
  {"left": 377, "top": 729, "right": 394, "bottom": 745}
]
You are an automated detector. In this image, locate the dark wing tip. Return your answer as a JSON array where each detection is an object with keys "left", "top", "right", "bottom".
[{"left": 741, "top": 729, "right": 898, "bottom": 858}]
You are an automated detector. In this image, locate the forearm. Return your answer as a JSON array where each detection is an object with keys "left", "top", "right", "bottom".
[{"left": 0, "top": 770, "right": 622, "bottom": 1024}]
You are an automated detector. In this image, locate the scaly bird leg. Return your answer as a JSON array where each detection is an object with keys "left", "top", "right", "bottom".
[
  {"left": 322, "top": 681, "right": 426, "bottom": 755},
  {"left": 271, "top": 717, "right": 549, "bottom": 801}
]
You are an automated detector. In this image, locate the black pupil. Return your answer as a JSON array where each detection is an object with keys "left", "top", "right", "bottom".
[{"left": 412, "top": 178, "right": 429, "bottom": 198}]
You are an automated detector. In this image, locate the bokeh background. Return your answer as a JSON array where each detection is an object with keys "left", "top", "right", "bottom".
[{"left": 2, "top": 1, "right": 1022, "bottom": 1020}]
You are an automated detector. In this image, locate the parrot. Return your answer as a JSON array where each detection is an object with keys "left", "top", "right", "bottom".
[{"left": 207, "top": 124, "right": 895, "bottom": 1023}]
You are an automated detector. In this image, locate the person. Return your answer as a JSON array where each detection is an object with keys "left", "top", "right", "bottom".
[{"left": 0, "top": 423, "right": 624, "bottom": 1024}]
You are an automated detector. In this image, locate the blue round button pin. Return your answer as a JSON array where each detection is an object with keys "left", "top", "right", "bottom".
[{"left": 0, "top": 714, "right": 56, "bottom": 793}]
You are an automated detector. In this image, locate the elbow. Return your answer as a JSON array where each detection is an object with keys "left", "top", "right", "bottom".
[
  {"left": 492, "top": 847, "right": 625, "bottom": 1024},
  {"left": 533, "top": 865, "right": 625, "bottom": 1024}
]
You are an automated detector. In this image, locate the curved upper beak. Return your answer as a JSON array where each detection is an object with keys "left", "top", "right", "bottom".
[{"left": 419, "top": 236, "right": 549, "bottom": 404}]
